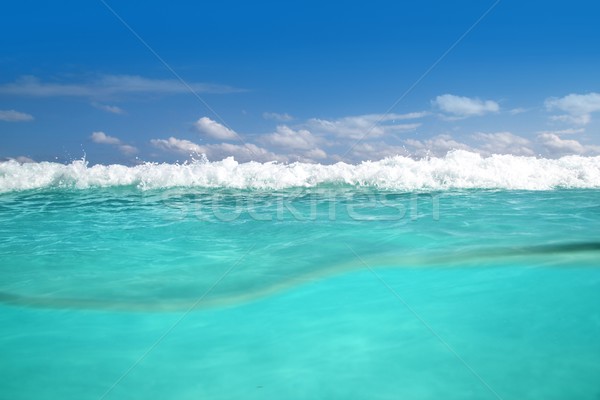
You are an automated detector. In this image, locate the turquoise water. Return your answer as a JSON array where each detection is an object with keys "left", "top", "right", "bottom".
[{"left": 1, "top": 156, "right": 600, "bottom": 399}]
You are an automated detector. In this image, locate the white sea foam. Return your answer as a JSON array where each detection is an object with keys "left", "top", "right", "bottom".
[{"left": 1, "top": 150, "right": 600, "bottom": 192}]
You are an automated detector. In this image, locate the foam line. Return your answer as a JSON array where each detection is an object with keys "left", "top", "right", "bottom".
[{"left": 2, "top": 150, "right": 600, "bottom": 192}]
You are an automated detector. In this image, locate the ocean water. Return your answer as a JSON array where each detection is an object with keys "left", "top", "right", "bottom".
[{"left": 1, "top": 151, "right": 599, "bottom": 400}]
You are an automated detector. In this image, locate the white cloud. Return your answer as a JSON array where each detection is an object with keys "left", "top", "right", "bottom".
[
  {"left": 91, "top": 131, "right": 121, "bottom": 145},
  {"left": 549, "top": 114, "right": 591, "bottom": 125},
  {"left": 92, "top": 102, "right": 125, "bottom": 114},
  {"left": 0, "top": 109, "right": 34, "bottom": 122},
  {"left": 91, "top": 131, "right": 138, "bottom": 155},
  {"left": 258, "top": 126, "right": 328, "bottom": 161},
  {"left": 388, "top": 112, "right": 429, "bottom": 120},
  {"left": 194, "top": 117, "right": 238, "bottom": 140},
  {"left": 537, "top": 127, "right": 584, "bottom": 136},
  {"left": 151, "top": 137, "right": 286, "bottom": 162},
  {"left": 472, "top": 132, "right": 534, "bottom": 156},
  {"left": 537, "top": 133, "right": 585, "bottom": 154},
  {"left": 213, "top": 142, "right": 287, "bottom": 162},
  {"left": 261, "top": 125, "right": 321, "bottom": 150},
  {"left": 433, "top": 94, "right": 499, "bottom": 118},
  {"left": 402, "top": 132, "right": 535, "bottom": 158},
  {"left": 343, "top": 142, "right": 410, "bottom": 161},
  {"left": 537, "top": 133, "right": 600, "bottom": 156},
  {"left": 545, "top": 93, "right": 600, "bottom": 125},
  {"left": 116, "top": 144, "right": 137, "bottom": 155},
  {"left": 0, "top": 75, "right": 241, "bottom": 98},
  {"left": 307, "top": 112, "right": 424, "bottom": 139},
  {"left": 509, "top": 107, "right": 528, "bottom": 115},
  {"left": 118, "top": 144, "right": 138, "bottom": 155},
  {"left": 150, "top": 137, "right": 205, "bottom": 154},
  {"left": 263, "top": 112, "right": 294, "bottom": 121},
  {"left": 404, "top": 134, "right": 473, "bottom": 157},
  {"left": 303, "top": 148, "right": 327, "bottom": 160},
  {"left": 344, "top": 131, "right": 596, "bottom": 160},
  {"left": 2, "top": 156, "right": 35, "bottom": 163}
]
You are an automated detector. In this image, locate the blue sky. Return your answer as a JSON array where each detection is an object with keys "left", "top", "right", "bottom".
[{"left": 1, "top": 0, "right": 600, "bottom": 164}]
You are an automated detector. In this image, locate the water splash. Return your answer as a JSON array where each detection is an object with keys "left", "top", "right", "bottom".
[{"left": 2, "top": 150, "right": 600, "bottom": 193}]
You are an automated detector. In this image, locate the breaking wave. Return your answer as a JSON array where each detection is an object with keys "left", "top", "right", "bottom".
[{"left": 1, "top": 150, "right": 600, "bottom": 193}]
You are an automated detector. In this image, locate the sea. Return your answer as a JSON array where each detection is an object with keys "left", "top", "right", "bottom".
[{"left": 1, "top": 150, "right": 599, "bottom": 400}]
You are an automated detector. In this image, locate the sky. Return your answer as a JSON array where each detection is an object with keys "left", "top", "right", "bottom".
[{"left": 1, "top": 0, "right": 600, "bottom": 164}]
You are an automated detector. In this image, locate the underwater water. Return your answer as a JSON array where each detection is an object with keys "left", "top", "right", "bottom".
[{"left": 1, "top": 152, "right": 599, "bottom": 399}]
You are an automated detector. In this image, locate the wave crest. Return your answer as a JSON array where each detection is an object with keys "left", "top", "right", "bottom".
[{"left": 2, "top": 150, "right": 600, "bottom": 192}]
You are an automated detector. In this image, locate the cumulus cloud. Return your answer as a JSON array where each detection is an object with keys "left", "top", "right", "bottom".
[
  {"left": 91, "top": 131, "right": 121, "bottom": 145},
  {"left": 213, "top": 142, "right": 287, "bottom": 162},
  {"left": 433, "top": 94, "right": 499, "bottom": 118},
  {"left": 303, "top": 148, "right": 327, "bottom": 160},
  {"left": 263, "top": 112, "right": 294, "bottom": 121},
  {"left": 92, "top": 102, "right": 125, "bottom": 114},
  {"left": 472, "top": 132, "right": 534, "bottom": 156},
  {"left": 259, "top": 125, "right": 327, "bottom": 161},
  {"left": 194, "top": 117, "right": 238, "bottom": 140},
  {"left": 307, "top": 112, "right": 424, "bottom": 139},
  {"left": 0, "top": 109, "right": 34, "bottom": 122},
  {"left": 91, "top": 131, "right": 138, "bottom": 155},
  {"left": 0, "top": 75, "right": 241, "bottom": 98},
  {"left": 346, "top": 131, "right": 596, "bottom": 160},
  {"left": 117, "top": 145, "right": 139, "bottom": 155},
  {"left": 537, "top": 133, "right": 600, "bottom": 156},
  {"left": 261, "top": 125, "right": 321, "bottom": 150},
  {"left": 151, "top": 137, "right": 286, "bottom": 162},
  {"left": 545, "top": 92, "right": 600, "bottom": 125},
  {"left": 150, "top": 137, "right": 205, "bottom": 154}
]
